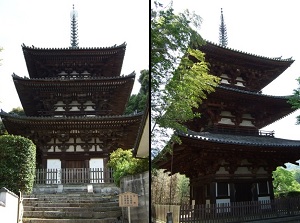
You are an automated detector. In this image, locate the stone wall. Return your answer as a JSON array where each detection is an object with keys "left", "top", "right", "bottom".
[{"left": 120, "top": 171, "right": 149, "bottom": 223}]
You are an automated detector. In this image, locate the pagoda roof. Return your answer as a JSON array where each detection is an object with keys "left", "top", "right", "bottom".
[
  {"left": 156, "top": 131, "right": 300, "bottom": 176},
  {"left": 199, "top": 41, "right": 294, "bottom": 91},
  {"left": 180, "top": 131, "right": 300, "bottom": 148},
  {"left": 12, "top": 71, "right": 135, "bottom": 85},
  {"left": 0, "top": 111, "right": 143, "bottom": 153},
  {"left": 205, "top": 85, "right": 295, "bottom": 129},
  {"left": 22, "top": 42, "right": 127, "bottom": 78},
  {"left": 0, "top": 110, "right": 142, "bottom": 132},
  {"left": 12, "top": 73, "right": 135, "bottom": 116}
]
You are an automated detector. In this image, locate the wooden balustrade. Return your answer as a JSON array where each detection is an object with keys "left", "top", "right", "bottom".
[
  {"left": 35, "top": 168, "right": 114, "bottom": 184},
  {"left": 153, "top": 197, "right": 300, "bottom": 223}
]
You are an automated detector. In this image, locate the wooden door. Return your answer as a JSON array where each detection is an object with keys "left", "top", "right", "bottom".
[
  {"left": 65, "top": 160, "right": 85, "bottom": 168},
  {"left": 64, "top": 160, "right": 86, "bottom": 183},
  {"left": 235, "top": 183, "right": 252, "bottom": 202}
]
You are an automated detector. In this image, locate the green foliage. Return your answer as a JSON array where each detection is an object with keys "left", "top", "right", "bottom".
[
  {"left": 176, "top": 174, "right": 190, "bottom": 204},
  {"left": 0, "top": 107, "right": 25, "bottom": 135},
  {"left": 289, "top": 77, "right": 300, "bottom": 124},
  {"left": 0, "top": 135, "right": 36, "bottom": 194},
  {"left": 277, "top": 190, "right": 300, "bottom": 198},
  {"left": 293, "top": 169, "right": 300, "bottom": 183},
  {"left": 151, "top": 169, "right": 190, "bottom": 205},
  {"left": 124, "top": 70, "right": 149, "bottom": 115},
  {"left": 0, "top": 120, "right": 7, "bottom": 135},
  {"left": 9, "top": 107, "right": 25, "bottom": 116},
  {"left": 151, "top": 2, "right": 219, "bottom": 156},
  {"left": 138, "top": 69, "right": 149, "bottom": 95},
  {"left": 160, "top": 49, "right": 219, "bottom": 132},
  {"left": 107, "top": 148, "right": 148, "bottom": 186},
  {"left": 273, "top": 167, "right": 300, "bottom": 197}
]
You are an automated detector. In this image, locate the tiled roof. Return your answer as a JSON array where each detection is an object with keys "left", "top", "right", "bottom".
[
  {"left": 204, "top": 40, "right": 294, "bottom": 62},
  {"left": 179, "top": 130, "right": 300, "bottom": 147},
  {"left": 21, "top": 42, "right": 126, "bottom": 51},
  {"left": 218, "top": 85, "right": 290, "bottom": 99},
  {"left": 12, "top": 72, "right": 135, "bottom": 81}
]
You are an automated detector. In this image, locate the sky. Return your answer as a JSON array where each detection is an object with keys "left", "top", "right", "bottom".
[
  {"left": 155, "top": 0, "right": 300, "bottom": 141},
  {"left": 0, "top": 0, "right": 149, "bottom": 111}
]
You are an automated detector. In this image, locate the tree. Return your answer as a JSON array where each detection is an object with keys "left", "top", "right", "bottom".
[
  {"left": 293, "top": 169, "right": 300, "bottom": 184},
  {"left": 176, "top": 174, "right": 190, "bottom": 204},
  {"left": 0, "top": 135, "right": 36, "bottom": 194},
  {"left": 151, "top": 1, "right": 219, "bottom": 157},
  {"left": 107, "top": 148, "right": 148, "bottom": 186},
  {"left": 289, "top": 77, "right": 300, "bottom": 124},
  {"left": 151, "top": 169, "right": 190, "bottom": 205},
  {"left": 0, "top": 107, "right": 25, "bottom": 135},
  {"left": 9, "top": 107, "right": 25, "bottom": 116},
  {"left": 124, "top": 69, "right": 149, "bottom": 115},
  {"left": 0, "top": 121, "right": 7, "bottom": 135},
  {"left": 272, "top": 167, "right": 300, "bottom": 197}
]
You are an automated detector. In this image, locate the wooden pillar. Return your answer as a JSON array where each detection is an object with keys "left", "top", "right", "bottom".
[
  {"left": 103, "top": 158, "right": 110, "bottom": 183},
  {"left": 210, "top": 182, "right": 216, "bottom": 204},
  {"left": 230, "top": 182, "right": 235, "bottom": 202},
  {"left": 252, "top": 183, "right": 258, "bottom": 201},
  {"left": 189, "top": 184, "right": 193, "bottom": 205},
  {"left": 268, "top": 180, "right": 275, "bottom": 200},
  {"left": 61, "top": 159, "right": 66, "bottom": 169},
  {"left": 42, "top": 157, "right": 47, "bottom": 169},
  {"left": 84, "top": 159, "right": 90, "bottom": 168}
]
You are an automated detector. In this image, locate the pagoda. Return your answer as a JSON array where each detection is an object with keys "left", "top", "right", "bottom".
[
  {"left": 157, "top": 40, "right": 300, "bottom": 205},
  {"left": 0, "top": 6, "right": 142, "bottom": 183}
]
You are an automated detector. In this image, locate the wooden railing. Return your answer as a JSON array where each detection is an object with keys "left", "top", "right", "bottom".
[
  {"left": 180, "top": 198, "right": 300, "bottom": 222},
  {"left": 35, "top": 168, "right": 114, "bottom": 184},
  {"left": 153, "top": 197, "right": 300, "bottom": 223},
  {"left": 205, "top": 125, "right": 275, "bottom": 137}
]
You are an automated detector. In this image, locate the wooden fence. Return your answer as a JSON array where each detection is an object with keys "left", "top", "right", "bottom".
[
  {"left": 35, "top": 168, "right": 114, "bottom": 184},
  {"left": 153, "top": 204, "right": 181, "bottom": 223},
  {"left": 153, "top": 197, "right": 300, "bottom": 223}
]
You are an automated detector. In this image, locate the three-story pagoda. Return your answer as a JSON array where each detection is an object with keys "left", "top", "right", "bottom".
[
  {"left": 157, "top": 41, "right": 300, "bottom": 205},
  {"left": 0, "top": 7, "right": 142, "bottom": 184}
]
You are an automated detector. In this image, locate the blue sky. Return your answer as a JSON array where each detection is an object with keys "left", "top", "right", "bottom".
[
  {"left": 157, "top": 0, "right": 300, "bottom": 140},
  {"left": 0, "top": 0, "right": 149, "bottom": 111}
]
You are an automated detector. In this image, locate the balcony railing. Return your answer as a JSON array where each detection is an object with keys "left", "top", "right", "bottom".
[
  {"left": 206, "top": 126, "right": 274, "bottom": 137},
  {"left": 34, "top": 168, "right": 114, "bottom": 184}
]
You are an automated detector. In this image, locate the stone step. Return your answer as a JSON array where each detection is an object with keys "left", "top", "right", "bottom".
[
  {"left": 23, "top": 210, "right": 121, "bottom": 219},
  {"left": 23, "top": 198, "right": 118, "bottom": 203},
  {"left": 23, "top": 193, "right": 118, "bottom": 198},
  {"left": 24, "top": 199, "right": 117, "bottom": 203},
  {"left": 24, "top": 206, "right": 120, "bottom": 212},
  {"left": 32, "top": 183, "right": 119, "bottom": 195},
  {"left": 22, "top": 191, "right": 122, "bottom": 222},
  {"left": 23, "top": 202, "right": 119, "bottom": 208},
  {"left": 22, "top": 218, "right": 119, "bottom": 223}
]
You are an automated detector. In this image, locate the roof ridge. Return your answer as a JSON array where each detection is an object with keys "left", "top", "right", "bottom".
[
  {"left": 180, "top": 131, "right": 300, "bottom": 147},
  {"left": 0, "top": 110, "right": 143, "bottom": 120},
  {"left": 204, "top": 40, "right": 294, "bottom": 62},
  {"left": 12, "top": 71, "right": 136, "bottom": 81},
  {"left": 218, "top": 85, "right": 292, "bottom": 99},
  {"left": 21, "top": 42, "right": 126, "bottom": 51}
]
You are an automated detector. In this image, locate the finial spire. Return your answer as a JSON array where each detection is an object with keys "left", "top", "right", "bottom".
[
  {"left": 70, "top": 4, "right": 79, "bottom": 48},
  {"left": 219, "top": 8, "right": 228, "bottom": 47}
]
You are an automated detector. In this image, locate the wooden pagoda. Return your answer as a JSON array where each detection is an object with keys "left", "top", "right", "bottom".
[
  {"left": 0, "top": 42, "right": 142, "bottom": 183},
  {"left": 157, "top": 41, "right": 300, "bottom": 206}
]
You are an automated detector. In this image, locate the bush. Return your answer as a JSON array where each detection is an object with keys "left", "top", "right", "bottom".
[
  {"left": 0, "top": 135, "right": 36, "bottom": 194},
  {"left": 276, "top": 191, "right": 300, "bottom": 198},
  {"left": 107, "top": 148, "right": 148, "bottom": 186}
]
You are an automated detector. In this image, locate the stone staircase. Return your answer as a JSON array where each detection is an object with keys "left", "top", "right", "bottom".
[{"left": 22, "top": 193, "right": 122, "bottom": 223}]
